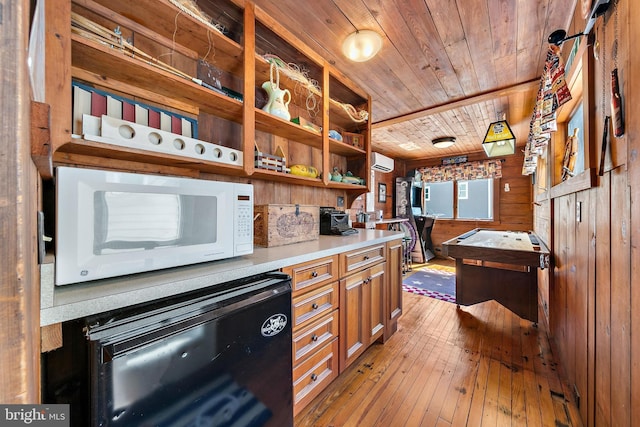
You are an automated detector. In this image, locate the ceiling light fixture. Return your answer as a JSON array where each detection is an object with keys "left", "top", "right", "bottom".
[
  {"left": 482, "top": 120, "right": 516, "bottom": 157},
  {"left": 342, "top": 30, "right": 382, "bottom": 62},
  {"left": 432, "top": 136, "right": 456, "bottom": 149}
]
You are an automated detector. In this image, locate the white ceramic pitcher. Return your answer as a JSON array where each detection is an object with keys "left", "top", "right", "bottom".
[{"left": 262, "top": 81, "right": 291, "bottom": 120}]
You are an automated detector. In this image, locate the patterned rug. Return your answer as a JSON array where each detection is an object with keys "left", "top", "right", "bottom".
[{"left": 402, "top": 264, "right": 456, "bottom": 303}]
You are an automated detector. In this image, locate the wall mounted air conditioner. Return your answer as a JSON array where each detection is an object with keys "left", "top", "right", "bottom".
[{"left": 371, "top": 152, "right": 394, "bottom": 173}]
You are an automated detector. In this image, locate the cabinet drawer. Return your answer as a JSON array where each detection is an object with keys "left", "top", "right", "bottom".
[
  {"left": 340, "top": 244, "right": 386, "bottom": 276},
  {"left": 292, "top": 310, "right": 339, "bottom": 366},
  {"left": 283, "top": 255, "right": 339, "bottom": 294},
  {"left": 292, "top": 282, "right": 339, "bottom": 330},
  {"left": 293, "top": 338, "right": 339, "bottom": 414}
]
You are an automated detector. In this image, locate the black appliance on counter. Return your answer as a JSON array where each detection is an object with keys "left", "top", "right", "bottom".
[
  {"left": 43, "top": 272, "right": 293, "bottom": 427},
  {"left": 320, "top": 207, "right": 358, "bottom": 236}
]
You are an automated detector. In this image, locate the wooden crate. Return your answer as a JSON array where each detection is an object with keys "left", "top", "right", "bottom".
[
  {"left": 343, "top": 132, "right": 365, "bottom": 149},
  {"left": 255, "top": 150, "right": 286, "bottom": 171},
  {"left": 255, "top": 143, "right": 287, "bottom": 172},
  {"left": 254, "top": 204, "right": 320, "bottom": 247}
]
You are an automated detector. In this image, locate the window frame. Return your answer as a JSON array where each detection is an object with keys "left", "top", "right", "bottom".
[
  {"left": 421, "top": 178, "right": 499, "bottom": 222},
  {"left": 457, "top": 181, "right": 468, "bottom": 200}
]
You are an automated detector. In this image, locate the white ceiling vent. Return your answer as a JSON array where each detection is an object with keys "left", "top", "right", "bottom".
[{"left": 371, "top": 152, "right": 394, "bottom": 173}]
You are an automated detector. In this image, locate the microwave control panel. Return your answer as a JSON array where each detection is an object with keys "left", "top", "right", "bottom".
[{"left": 234, "top": 185, "right": 254, "bottom": 255}]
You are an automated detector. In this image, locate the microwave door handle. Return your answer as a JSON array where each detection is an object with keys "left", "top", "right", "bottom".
[{"left": 95, "top": 240, "right": 179, "bottom": 252}]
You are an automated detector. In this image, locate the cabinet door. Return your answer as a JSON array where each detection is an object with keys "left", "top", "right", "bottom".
[
  {"left": 368, "top": 262, "right": 385, "bottom": 344},
  {"left": 339, "top": 270, "right": 367, "bottom": 372},
  {"left": 385, "top": 239, "right": 403, "bottom": 340}
]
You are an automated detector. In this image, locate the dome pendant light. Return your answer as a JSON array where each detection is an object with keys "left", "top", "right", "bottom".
[{"left": 342, "top": 30, "right": 382, "bottom": 62}]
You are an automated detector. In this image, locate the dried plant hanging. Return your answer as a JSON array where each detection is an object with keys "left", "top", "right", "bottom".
[
  {"left": 263, "top": 54, "right": 369, "bottom": 124},
  {"left": 168, "top": 0, "right": 225, "bottom": 35}
]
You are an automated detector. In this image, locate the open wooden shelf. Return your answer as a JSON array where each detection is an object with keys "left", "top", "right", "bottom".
[
  {"left": 83, "top": 0, "right": 244, "bottom": 76},
  {"left": 326, "top": 181, "right": 368, "bottom": 191},
  {"left": 54, "top": 138, "right": 246, "bottom": 176},
  {"left": 72, "top": 35, "right": 244, "bottom": 122},
  {"left": 50, "top": 0, "right": 371, "bottom": 195},
  {"left": 251, "top": 168, "right": 326, "bottom": 187},
  {"left": 255, "top": 109, "right": 323, "bottom": 149},
  {"left": 329, "top": 138, "right": 366, "bottom": 156}
]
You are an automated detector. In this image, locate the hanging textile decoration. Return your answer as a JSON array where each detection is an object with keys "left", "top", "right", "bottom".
[
  {"left": 417, "top": 160, "right": 502, "bottom": 183},
  {"left": 522, "top": 44, "right": 573, "bottom": 175}
]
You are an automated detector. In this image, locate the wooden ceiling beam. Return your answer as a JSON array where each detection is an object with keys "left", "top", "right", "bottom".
[{"left": 372, "top": 78, "right": 540, "bottom": 129}]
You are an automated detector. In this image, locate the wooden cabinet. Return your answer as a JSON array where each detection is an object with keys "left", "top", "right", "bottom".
[
  {"left": 340, "top": 261, "right": 385, "bottom": 370},
  {"left": 284, "top": 256, "right": 340, "bottom": 416},
  {"left": 284, "top": 240, "right": 402, "bottom": 414},
  {"left": 385, "top": 239, "right": 403, "bottom": 339},
  {"left": 43, "top": 0, "right": 371, "bottom": 200}
]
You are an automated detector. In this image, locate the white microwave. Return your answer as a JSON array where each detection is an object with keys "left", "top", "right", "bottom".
[{"left": 55, "top": 167, "right": 253, "bottom": 286}]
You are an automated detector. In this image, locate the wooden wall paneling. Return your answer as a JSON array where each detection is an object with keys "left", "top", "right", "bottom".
[
  {"left": 628, "top": 0, "right": 640, "bottom": 423},
  {"left": 573, "top": 189, "right": 592, "bottom": 423},
  {"left": 564, "top": 193, "right": 577, "bottom": 386},
  {"left": 585, "top": 188, "right": 597, "bottom": 427},
  {"left": 373, "top": 170, "right": 394, "bottom": 218},
  {"left": 1, "top": 0, "right": 40, "bottom": 402},
  {"left": 198, "top": 114, "right": 243, "bottom": 151},
  {"left": 609, "top": 166, "right": 630, "bottom": 426},
  {"left": 550, "top": 195, "right": 568, "bottom": 353},
  {"left": 535, "top": 199, "right": 552, "bottom": 325},
  {"left": 594, "top": 172, "right": 611, "bottom": 426}
]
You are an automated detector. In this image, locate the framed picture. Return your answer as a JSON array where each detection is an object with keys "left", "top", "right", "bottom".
[{"left": 378, "top": 183, "right": 387, "bottom": 203}]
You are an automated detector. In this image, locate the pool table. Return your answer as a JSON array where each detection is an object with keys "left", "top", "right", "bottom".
[{"left": 442, "top": 229, "right": 550, "bottom": 323}]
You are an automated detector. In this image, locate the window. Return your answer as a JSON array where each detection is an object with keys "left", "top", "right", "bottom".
[
  {"left": 423, "top": 179, "right": 494, "bottom": 220},
  {"left": 566, "top": 102, "right": 584, "bottom": 177},
  {"left": 457, "top": 179, "right": 493, "bottom": 220},
  {"left": 458, "top": 182, "right": 468, "bottom": 200},
  {"left": 423, "top": 181, "right": 453, "bottom": 219}
]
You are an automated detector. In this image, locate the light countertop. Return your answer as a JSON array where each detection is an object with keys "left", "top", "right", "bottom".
[{"left": 40, "top": 229, "right": 403, "bottom": 326}]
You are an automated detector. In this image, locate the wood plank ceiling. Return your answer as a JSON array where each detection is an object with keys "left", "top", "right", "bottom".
[{"left": 248, "top": 0, "right": 577, "bottom": 161}]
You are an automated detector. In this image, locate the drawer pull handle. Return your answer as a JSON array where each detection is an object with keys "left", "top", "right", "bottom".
[
  {"left": 364, "top": 255, "right": 370, "bottom": 260},
  {"left": 311, "top": 271, "right": 318, "bottom": 278},
  {"left": 311, "top": 303, "right": 319, "bottom": 310},
  {"left": 311, "top": 334, "right": 319, "bottom": 342},
  {"left": 310, "top": 373, "right": 318, "bottom": 381}
]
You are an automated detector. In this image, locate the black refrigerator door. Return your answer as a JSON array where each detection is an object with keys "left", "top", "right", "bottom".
[{"left": 88, "top": 274, "right": 293, "bottom": 427}]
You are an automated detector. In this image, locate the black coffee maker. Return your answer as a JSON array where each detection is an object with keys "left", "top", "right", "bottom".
[{"left": 320, "top": 207, "right": 358, "bottom": 236}]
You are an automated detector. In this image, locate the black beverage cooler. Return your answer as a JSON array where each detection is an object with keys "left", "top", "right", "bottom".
[{"left": 43, "top": 272, "right": 293, "bottom": 427}]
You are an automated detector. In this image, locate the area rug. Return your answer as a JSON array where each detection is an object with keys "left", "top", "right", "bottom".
[{"left": 402, "top": 265, "right": 456, "bottom": 303}]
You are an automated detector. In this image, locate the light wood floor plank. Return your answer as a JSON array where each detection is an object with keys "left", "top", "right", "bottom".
[{"left": 294, "top": 260, "right": 583, "bottom": 427}]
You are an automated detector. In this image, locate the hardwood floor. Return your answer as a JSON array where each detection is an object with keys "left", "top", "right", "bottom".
[{"left": 294, "top": 260, "right": 582, "bottom": 427}]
